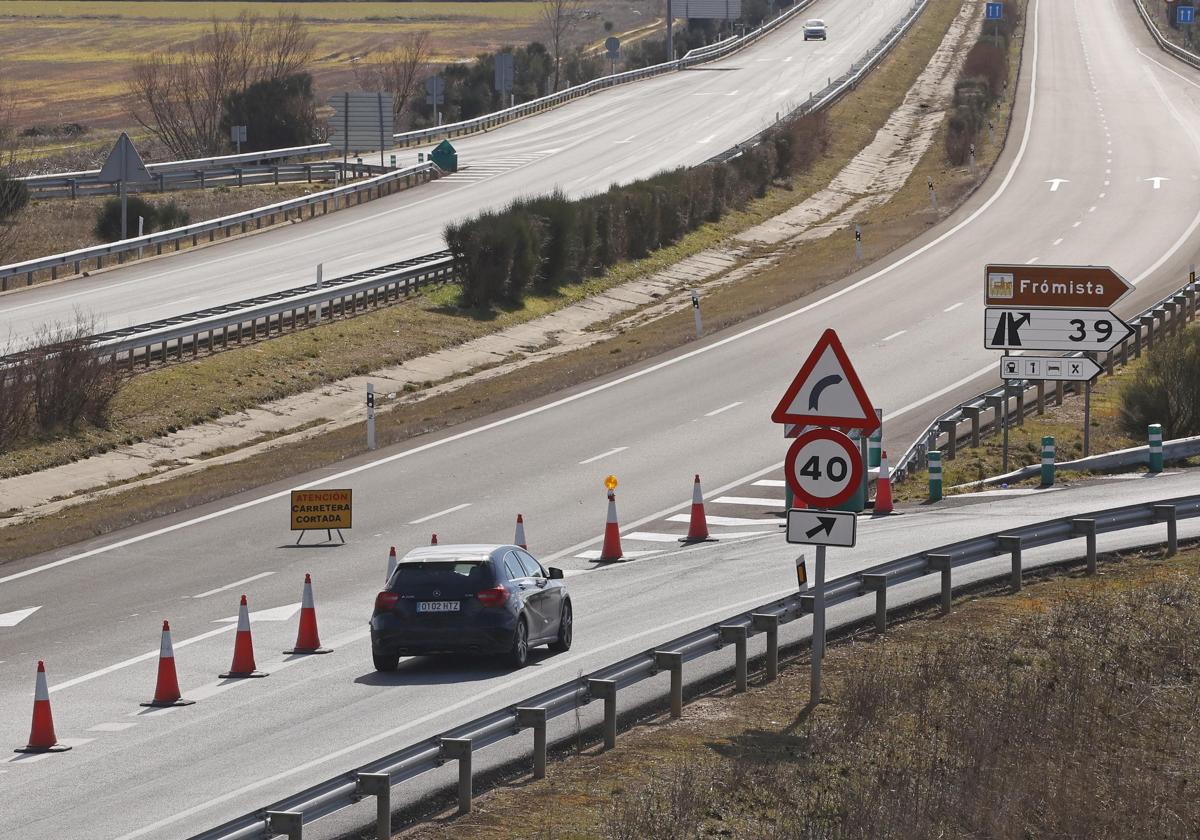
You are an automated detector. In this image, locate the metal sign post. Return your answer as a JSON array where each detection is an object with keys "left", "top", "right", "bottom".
[
  {"left": 367, "top": 383, "right": 376, "bottom": 451},
  {"left": 812, "top": 545, "right": 826, "bottom": 700},
  {"left": 98, "top": 133, "right": 152, "bottom": 241},
  {"left": 425, "top": 76, "right": 446, "bottom": 125}
]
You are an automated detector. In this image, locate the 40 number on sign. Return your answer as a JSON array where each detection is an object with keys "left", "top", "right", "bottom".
[{"left": 784, "top": 428, "right": 864, "bottom": 508}]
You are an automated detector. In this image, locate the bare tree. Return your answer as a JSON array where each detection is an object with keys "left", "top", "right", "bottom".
[
  {"left": 0, "top": 71, "right": 23, "bottom": 267},
  {"left": 128, "top": 12, "right": 314, "bottom": 158},
  {"left": 541, "top": 0, "right": 584, "bottom": 93},
  {"left": 353, "top": 31, "right": 432, "bottom": 124}
]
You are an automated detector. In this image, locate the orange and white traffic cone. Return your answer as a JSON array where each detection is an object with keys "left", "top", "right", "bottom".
[
  {"left": 141, "top": 620, "right": 194, "bottom": 707},
  {"left": 514, "top": 514, "right": 527, "bottom": 549},
  {"left": 15, "top": 661, "right": 70, "bottom": 753},
  {"left": 285, "top": 574, "right": 332, "bottom": 655},
  {"left": 873, "top": 450, "right": 894, "bottom": 515},
  {"left": 430, "top": 533, "right": 438, "bottom": 546},
  {"left": 386, "top": 546, "right": 397, "bottom": 584},
  {"left": 220, "top": 595, "right": 268, "bottom": 678},
  {"left": 599, "top": 491, "right": 623, "bottom": 561},
  {"left": 680, "top": 474, "right": 714, "bottom": 543}
]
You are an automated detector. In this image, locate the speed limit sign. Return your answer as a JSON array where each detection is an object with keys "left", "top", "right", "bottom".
[{"left": 784, "top": 428, "right": 864, "bottom": 508}]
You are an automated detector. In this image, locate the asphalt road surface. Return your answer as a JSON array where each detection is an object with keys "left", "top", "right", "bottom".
[
  {"left": 4, "top": 0, "right": 1200, "bottom": 837},
  {"left": 0, "top": 0, "right": 913, "bottom": 345}
]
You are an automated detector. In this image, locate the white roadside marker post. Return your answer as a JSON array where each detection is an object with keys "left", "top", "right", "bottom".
[
  {"left": 367, "top": 383, "right": 376, "bottom": 451},
  {"left": 691, "top": 289, "right": 702, "bottom": 338}
]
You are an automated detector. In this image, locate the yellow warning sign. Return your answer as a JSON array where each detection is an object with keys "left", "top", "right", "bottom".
[{"left": 290, "top": 489, "right": 353, "bottom": 531}]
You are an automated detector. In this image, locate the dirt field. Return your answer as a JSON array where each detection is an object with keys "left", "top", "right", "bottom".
[{"left": 0, "top": 1, "right": 656, "bottom": 147}]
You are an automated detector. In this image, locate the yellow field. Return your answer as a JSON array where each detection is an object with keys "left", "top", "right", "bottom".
[{"left": 0, "top": 1, "right": 646, "bottom": 133}]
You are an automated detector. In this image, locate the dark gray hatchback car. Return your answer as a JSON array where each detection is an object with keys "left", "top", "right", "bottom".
[{"left": 370, "top": 544, "right": 572, "bottom": 671}]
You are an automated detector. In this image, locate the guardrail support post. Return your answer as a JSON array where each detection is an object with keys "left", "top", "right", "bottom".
[
  {"left": 1071, "top": 518, "right": 1098, "bottom": 575},
  {"left": 1015, "top": 387, "right": 1025, "bottom": 426},
  {"left": 1036, "top": 380, "right": 1045, "bottom": 414},
  {"left": 515, "top": 707, "right": 548, "bottom": 779},
  {"left": 997, "top": 535, "right": 1022, "bottom": 593},
  {"left": 1144, "top": 314, "right": 1156, "bottom": 350},
  {"left": 266, "top": 810, "right": 303, "bottom": 839},
  {"left": 961, "top": 406, "right": 981, "bottom": 448},
  {"left": 926, "top": 554, "right": 953, "bottom": 614},
  {"left": 751, "top": 613, "right": 779, "bottom": 681},
  {"left": 654, "top": 651, "right": 684, "bottom": 716},
  {"left": 719, "top": 625, "right": 749, "bottom": 692},
  {"left": 937, "top": 420, "right": 957, "bottom": 459},
  {"left": 927, "top": 450, "right": 942, "bottom": 502},
  {"left": 1154, "top": 504, "right": 1178, "bottom": 556},
  {"left": 587, "top": 679, "right": 618, "bottom": 750},
  {"left": 1148, "top": 424, "right": 1163, "bottom": 473},
  {"left": 860, "top": 574, "right": 888, "bottom": 632},
  {"left": 1055, "top": 379, "right": 1065, "bottom": 406},
  {"left": 439, "top": 737, "right": 473, "bottom": 814},
  {"left": 355, "top": 772, "right": 391, "bottom": 840}
]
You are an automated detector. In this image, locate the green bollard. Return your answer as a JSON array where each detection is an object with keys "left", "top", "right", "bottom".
[
  {"left": 1149, "top": 424, "right": 1163, "bottom": 473},
  {"left": 1041, "top": 435, "right": 1055, "bottom": 487},
  {"left": 868, "top": 421, "right": 882, "bottom": 469},
  {"left": 927, "top": 451, "right": 942, "bottom": 502},
  {"left": 785, "top": 482, "right": 794, "bottom": 510}
]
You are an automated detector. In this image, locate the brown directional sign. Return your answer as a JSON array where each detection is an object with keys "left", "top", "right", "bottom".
[{"left": 984, "top": 264, "right": 1133, "bottom": 309}]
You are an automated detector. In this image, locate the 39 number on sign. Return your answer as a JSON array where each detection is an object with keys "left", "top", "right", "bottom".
[
  {"left": 785, "top": 428, "right": 864, "bottom": 508},
  {"left": 1067, "top": 318, "right": 1112, "bottom": 343}
]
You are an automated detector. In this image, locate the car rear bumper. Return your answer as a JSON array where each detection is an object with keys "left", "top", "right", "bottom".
[{"left": 371, "top": 613, "right": 516, "bottom": 656}]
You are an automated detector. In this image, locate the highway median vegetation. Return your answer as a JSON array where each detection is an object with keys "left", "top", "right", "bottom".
[
  {"left": 944, "top": 7, "right": 1019, "bottom": 165},
  {"left": 445, "top": 112, "right": 829, "bottom": 309}
]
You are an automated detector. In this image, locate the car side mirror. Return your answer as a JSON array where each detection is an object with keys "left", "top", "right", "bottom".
[{"left": 548, "top": 567, "right": 564, "bottom": 580}]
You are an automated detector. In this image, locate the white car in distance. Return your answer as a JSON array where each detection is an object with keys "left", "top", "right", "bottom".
[{"left": 804, "top": 18, "right": 828, "bottom": 40}]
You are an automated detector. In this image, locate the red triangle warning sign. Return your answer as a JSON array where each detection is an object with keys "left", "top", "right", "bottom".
[{"left": 771, "top": 329, "right": 879, "bottom": 432}]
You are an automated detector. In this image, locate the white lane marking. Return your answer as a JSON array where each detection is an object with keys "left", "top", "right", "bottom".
[
  {"left": 0, "top": 606, "right": 40, "bottom": 627},
  {"left": 1146, "top": 177, "right": 1168, "bottom": 189},
  {"left": 752, "top": 479, "right": 786, "bottom": 487},
  {"left": 704, "top": 401, "right": 743, "bottom": 417},
  {"left": 1088, "top": 206, "right": 1096, "bottom": 212},
  {"left": 882, "top": 330, "right": 906, "bottom": 341},
  {"left": 1103, "top": 180, "right": 1110, "bottom": 186},
  {"left": 578, "top": 446, "right": 628, "bottom": 465},
  {"left": 622, "top": 531, "right": 690, "bottom": 542},
  {"left": 1045, "top": 178, "right": 1069, "bottom": 191},
  {"left": 1052, "top": 238, "right": 1063, "bottom": 245},
  {"left": 113, "top": 588, "right": 795, "bottom": 839},
  {"left": 213, "top": 602, "right": 300, "bottom": 623},
  {"left": 783, "top": 56, "right": 793, "bottom": 62},
  {"left": 1072, "top": 221, "right": 1081, "bottom": 228},
  {"left": 614, "top": 135, "right": 637, "bottom": 144},
  {"left": 88, "top": 722, "right": 138, "bottom": 732},
  {"left": 191, "top": 572, "right": 274, "bottom": 599},
  {"left": 49, "top": 625, "right": 234, "bottom": 693},
  {"left": 575, "top": 549, "right": 662, "bottom": 560},
  {"left": 711, "top": 496, "right": 780, "bottom": 506},
  {"left": 943, "top": 302, "right": 964, "bottom": 312},
  {"left": 666, "top": 514, "right": 777, "bottom": 526},
  {"left": 724, "top": 90, "right": 740, "bottom": 96},
  {"left": 697, "top": 134, "right": 717, "bottom": 143},
  {"left": 0, "top": 8, "right": 1048, "bottom": 588},
  {"left": 408, "top": 503, "right": 471, "bottom": 524},
  {"left": 1025, "top": 256, "right": 1039, "bottom": 263}
]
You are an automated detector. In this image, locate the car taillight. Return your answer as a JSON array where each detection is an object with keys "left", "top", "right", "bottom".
[
  {"left": 375, "top": 591, "right": 400, "bottom": 611},
  {"left": 476, "top": 585, "right": 509, "bottom": 608}
]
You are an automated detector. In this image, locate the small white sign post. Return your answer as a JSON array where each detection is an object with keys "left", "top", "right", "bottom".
[{"left": 366, "top": 383, "right": 376, "bottom": 451}]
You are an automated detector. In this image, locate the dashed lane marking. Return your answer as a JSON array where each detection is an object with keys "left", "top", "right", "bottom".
[
  {"left": 408, "top": 503, "right": 471, "bottom": 524},
  {"left": 579, "top": 446, "right": 628, "bottom": 465},
  {"left": 192, "top": 572, "right": 274, "bottom": 599},
  {"left": 704, "top": 401, "right": 743, "bottom": 417},
  {"left": 666, "top": 514, "right": 777, "bottom": 526}
]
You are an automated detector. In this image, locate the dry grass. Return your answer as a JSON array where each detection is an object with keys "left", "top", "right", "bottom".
[
  {"left": 0, "top": 0, "right": 999, "bottom": 561},
  {"left": 395, "top": 545, "right": 1200, "bottom": 840},
  {"left": 0, "top": 1, "right": 648, "bottom": 137}
]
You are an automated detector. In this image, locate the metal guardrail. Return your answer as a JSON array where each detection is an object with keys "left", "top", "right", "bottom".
[
  {"left": 708, "top": 0, "right": 929, "bottom": 165},
  {"left": 0, "top": 162, "right": 438, "bottom": 291},
  {"left": 189, "top": 493, "right": 1199, "bottom": 840},
  {"left": 892, "top": 277, "right": 1200, "bottom": 484},
  {"left": 1132, "top": 0, "right": 1200, "bottom": 70}
]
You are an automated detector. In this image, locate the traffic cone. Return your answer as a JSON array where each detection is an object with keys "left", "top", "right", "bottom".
[
  {"left": 285, "top": 574, "right": 332, "bottom": 654},
  {"left": 386, "top": 546, "right": 397, "bottom": 584},
  {"left": 599, "top": 491, "right": 623, "bottom": 561},
  {"left": 680, "top": 474, "right": 714, "bottom": 543},
  {"left": 220, "top": 595, "right": 268, "bottom": 678},
  {"left": 431, "top": 533, "right": 438, "bottom": 545},
  {"left": 15, "top": 661, "right": 70, "bottom": 753},
  {"left": 873, "top": 450, "right": 894, "bottom": 515},
  {"left": 141, "top": 620, "right": 194, "bottom": 707},
  {"left": 514, "top": 514, "right": 527, "bottom": 549}
]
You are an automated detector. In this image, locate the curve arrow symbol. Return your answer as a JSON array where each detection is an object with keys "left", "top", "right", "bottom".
[{"left": 808, "top": 374, "right": 843, "bottom": 410}]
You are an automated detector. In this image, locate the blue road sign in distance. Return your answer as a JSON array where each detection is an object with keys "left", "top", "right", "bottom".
[
  {"left": 1179, "top": 5, "right": 1196, "bottom": 23},
  {"left": 985, "top": 2, "right": 1004, "bottom": 19}
]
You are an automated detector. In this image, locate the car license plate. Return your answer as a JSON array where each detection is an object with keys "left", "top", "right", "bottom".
[{"left": 416, "top": 601, "right": 460, "bottom": 613}]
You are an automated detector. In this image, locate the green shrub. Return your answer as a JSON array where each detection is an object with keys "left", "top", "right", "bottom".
[
  {"left": 1119, "top": 329, "right": 1200, "bottom": 439},
  {"left": 93, "top": 195, "right": 159, "bottom": 242},
  {"left": 0, "top": 170, "right": 29, "bottom": 222},
  {"left": 155, "top": 200, "right": 191, "bottom": 231}
]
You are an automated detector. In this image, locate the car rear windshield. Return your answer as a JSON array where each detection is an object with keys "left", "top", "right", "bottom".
[{"left": 391, "top": 561, "right": 495, "bottom": 593}]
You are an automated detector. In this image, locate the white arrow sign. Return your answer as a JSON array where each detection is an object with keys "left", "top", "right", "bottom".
[
  {"left": 999, "top": 355, "right": 1103, "bottom": 382},
  {"left": 985, "top": 308, "right": 1133, "bottom": 352},
  {"left": 1045, "top": 178, "right": 1069, "bottom": 192},
  {"left": 785, "top": 509, "right": 857, "bottom": 547},
  {"left": 0, "top": 606, "right": 41, "bottom": 627},
  {"left": 1145, "top": 177, "right": 1169, "bottom": 190},
  {"left": 214, "top": 603, "right": 301, "bottom": 623}
]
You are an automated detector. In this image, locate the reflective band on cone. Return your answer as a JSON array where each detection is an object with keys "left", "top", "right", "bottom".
[
  {"left": 680, "top": 474, "right": 715, "bottom": 543},
  {"left": 386, "top": 546, "right": 397, "bottom": 584},
  {"left": 220, "top": 595, "right": 268, "bottom": 678},
  {"left": 514, "top": 514, "right": 527, "bottom": 550},
  {"left": 599, "top": 491, "right": 623, "bottom": 561},
  {"left": 285, "top": 574, "right": 332, "bottom": 654},
  {"left": 141, "top": 620, "right": 195, "bottom": 707},
  {"left": 873, "top": 450, "right": 894, "bottom": 515},
  {"left": 15, "top": 661, "right": 71, "bottom": 753}
]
